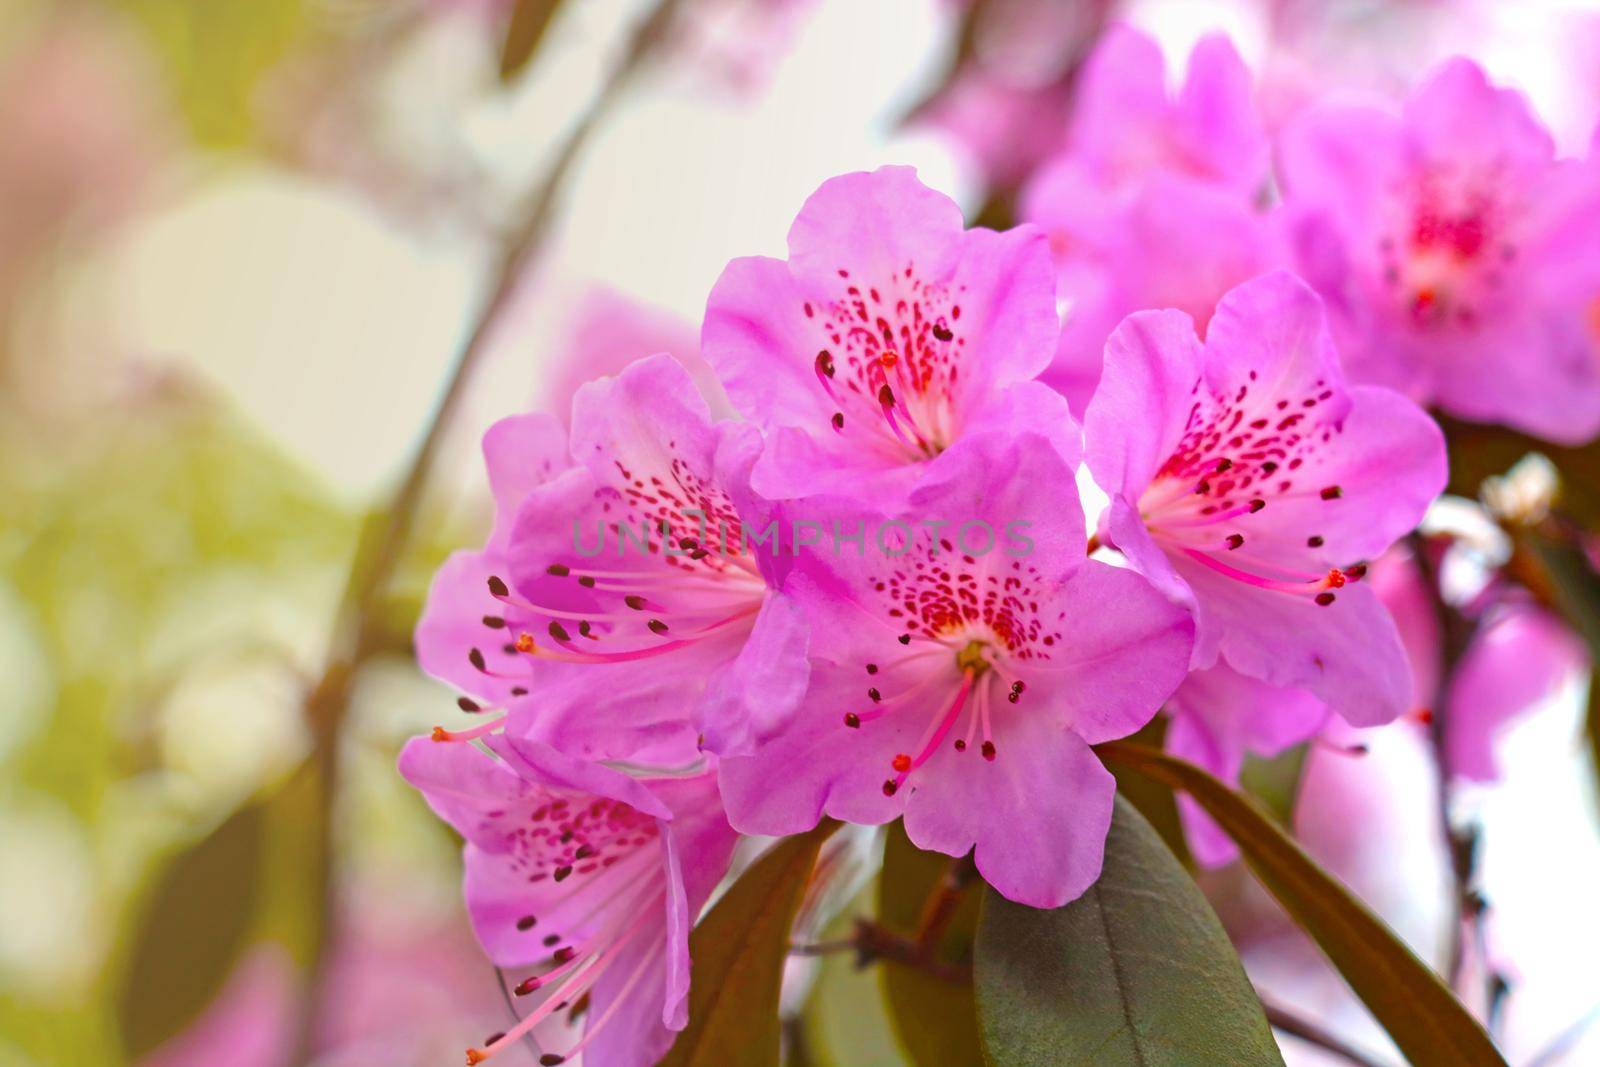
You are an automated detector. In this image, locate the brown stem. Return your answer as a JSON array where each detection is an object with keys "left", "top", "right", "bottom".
[
  {"left": 291, "top": 2, "right": 684, "bottom": 1061},
  {"left": 1263, "top": 1000, "right": 1389, "bottom": 1067},
  {"left": 911, "top": 852, "right": 978, "bottom": 949},
  {"left": 789, "top": 917, "right": 972, "bottom": 986},
  {"left": 1406, "top": 532, "right": 1481, "bottom": 995}
]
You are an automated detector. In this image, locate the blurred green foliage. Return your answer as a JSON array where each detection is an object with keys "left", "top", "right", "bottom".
[
  {"left": 0, "top": 388, "right": 356, "bottom": 1065},
  {"left": 106, "top": 0, "right": 314, "bottom": 149}
]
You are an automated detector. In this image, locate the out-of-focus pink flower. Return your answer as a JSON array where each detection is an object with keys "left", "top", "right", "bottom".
[
  {"left": 1026, "top": 175, "right": 1286, "bottom": 412},
  {"left": 399, "top": 735, "right": 738, "bottom": 1067},
  {"left": 666, "top": 0, "right": 818, "bottom": 97},
  {"left": 1368, "top": 548, "right": 1590, "bottom": 783},
  {"left": 719, "top": 431, "right": 1194, "bottom": 908},
  {"left": 1027, "top": 24, "right": 1268, "bottom": 208},
  {"left": 0, "top": 7, "right": 167, "bottom": 328},
  {"left": 1279, "top": 57, "right": 1600, "bottom": 444},
  {"left": 1083, "top": 272, "right": 1446, "bottom": 724},
  {"left": 417, "top": 356, "right": 809, "bottom": 763},
  {"left": 1166, "top": 665, "right": 1329, "bottom": 868},
  {"left": 1446, "top": 606, "right": 1589, "bottom": 782},
  {"left": 914, "top": 0, "right": 1110, "bottom": 191},
  {"left": 1019, "top": 26, "right": 1278, "bottom": 411},
  {"left": 702, "top": 166, "right": 1069, "bottom": 504},
  {"left": 542, "top": 287, "right": 730, "bottom": 423},
  {"left": 141, "top": 947, "right": 298, "bottom": 1067}
]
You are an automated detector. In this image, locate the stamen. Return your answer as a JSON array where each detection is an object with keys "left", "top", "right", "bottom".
[{"left": 432, "top": 716, "right": 507, "bottom": 743}]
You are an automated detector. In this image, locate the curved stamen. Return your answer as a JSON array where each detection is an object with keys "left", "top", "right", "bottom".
[
  {"left": 465, "top": 901, "right": 660, "bottom": 1064},
  {"left": 431, "top": 716, "right": 507, "bottom": 743},
  {"left": 1179, "top": 548, "right": 1346, "bottom": 601},
  {"left": 891, "top": 670, "right": 975, "bottom": 785}
]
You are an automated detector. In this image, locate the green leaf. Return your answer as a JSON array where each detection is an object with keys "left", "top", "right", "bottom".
[
  {"left": 1239, "top": 742, "right": 1310, "bottom": 829},
  {"left": 499, "top": 0, "right": 566, "bottom": 83},
  {"left": 113, "top": 0, "right": 314, "bottom": 148},
  {"left": 117, "top": 802, "right": 266, "bottom": 1059},
  {"left": 661, "top": 821, "right": 840, "bottom": 1067},
  {"left": 1099, "top": 742, "right": 1507, "bottom": 1067},
  {"left": 974, "top": 796, "right": 1282, "bottom": 1067},
  {"left": 876, "top": 823, "right": 983, "bottom": 1066},
  {"left": 1105, "top": 715, "right": 1191, "bottom": 865}
]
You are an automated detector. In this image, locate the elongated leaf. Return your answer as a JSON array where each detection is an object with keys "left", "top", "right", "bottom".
[
  {"left": 876, "top": 823, "right": 983, "bottom": 1066},
  {"left": 499, "top": 0, "right": 565, "bottom": 83},
  {"left": 118, "top": 802, "right": 265, "bottom": 1058},
  {"left": 1104, "top": 716, "right": 1191, "bottom": 865},
  {"left": 1098, "top": 742, "right": 1507, "bottom": 1067},
  {"left": 975, "top": 796, "right": 1282, "bottom": 1067},
  {"left": 661, "top": 821, "right": 840, "bottom": 1067}
]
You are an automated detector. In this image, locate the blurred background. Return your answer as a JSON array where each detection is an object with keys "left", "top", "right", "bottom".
[{"left": 3, "top": 1, "right": 1600, "bottom": 1064}]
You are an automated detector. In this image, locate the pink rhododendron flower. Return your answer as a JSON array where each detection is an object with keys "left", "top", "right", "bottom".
[
  {"left": 1446, "top": 605, "right": 1589, "bottom": 782},
  {"left": 418, "top": 355, "right": 809, "bottom": 761},
  {"left": 399, "top": 735, "right": 738, "bottom": 1067},
  {"left": 1083, "top": 271, "right": 1447, "bottom": 724},
  {"left": 1279, "top": 57, "right": 1600, "bottom": 444},
  {"left": 1166, "top": 665, "right": 1329, "bottom": 868},
  {"left": 913, "top": 0, "right": 1110, "bottom": 190},
  {"left": 701, "top": 166, "right": 1070, "bottom": 503},
  {"left": 1023, "top": 175, "right": 1286, "bottom": 412},
  {"left": 542, "top": 286, "right": 730, "bottom": 425},
  {"left": 1019, "top": 27, "right": 1277, "bottom": 412},
  {"left": 1022, "top": 25, "right": 1268, "bottom": 237},
  {"left": 719, "top": 430, "right": 1194, "bottom": 907}
]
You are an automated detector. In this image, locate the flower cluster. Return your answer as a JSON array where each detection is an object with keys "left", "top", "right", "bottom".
[{"left": 401, "top": 26, "right": 1598, "bottom": 1066}]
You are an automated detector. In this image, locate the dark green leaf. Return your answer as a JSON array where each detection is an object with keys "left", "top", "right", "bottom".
[
  {"left": 974, "top": 796, "right": 1282, "bottom": 1067},
  {"left": 499, "top": 0, "right": 565, "bottom": 83},
  {"left": 876, "top": 823, "right": 982, "bottom": 1066},
  {"left": 1099, "top": 742, "right": 1507, "bottom": 1067},
  {"left": 117, "top": 802, "right": 265, "bottom": 1058},
  {"left": 1105, "top": 715, "right": 1191, "bottom": 865},
  {"left": 661, "top": 821, "right": 839, "bottom": 1067}
]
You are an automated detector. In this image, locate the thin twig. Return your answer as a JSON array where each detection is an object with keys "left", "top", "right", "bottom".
[
  {"left": 911, "top": 853, "right": 979, "bottom": 948},
  {"left": 1407, "top": 532, "right": 1483, "bottom": 994},
  {"left": 291, "top": 1, "right": 684, "bottom": 1060},
  {"left": 789, "top": 917, "right": 972, "bottom": 985},
  {"left": 1263, "top": 1000, "right": 1390, "bottom": 1067}
]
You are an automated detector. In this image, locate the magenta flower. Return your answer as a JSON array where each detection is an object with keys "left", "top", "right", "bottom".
[
  {"left": 398, "top": 735, "right": 738, "bottom": 1067},
  {"left": 1278, "top": 57, "right": 1600, "bottom": 444},
  {"left": 1166, "top": 665, "right": 1329, "bottom": 867},
  {"left": 701, "top": 166, "right": 1070, "bottom": 502},
  {"left": 1083, "top": 271, "right": 1447, "bottom": 724},
  {"left": 416, "top": 412, "right": 572, "bottom": 713},
  {"left": 418, "top": 354, "right": 809, "bottom": 762},
  {"left": 542, "top": 286, "right": 731, "bottom": 426},
  {"left": 1022, "top": 25, "right": 1267, "bottom": 239},
  {"left": 1023, "top": 174, "right": 1285, "bottom": 412},
  {"left": 1446, "top": 606, "right": 1589, "bottom": 781},
  {"left": 1019, "top": 27, "right": 1276, "bottom": 412},
  {"left": 718, "top": 431, "right": 1194, "bottom": 907}
]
